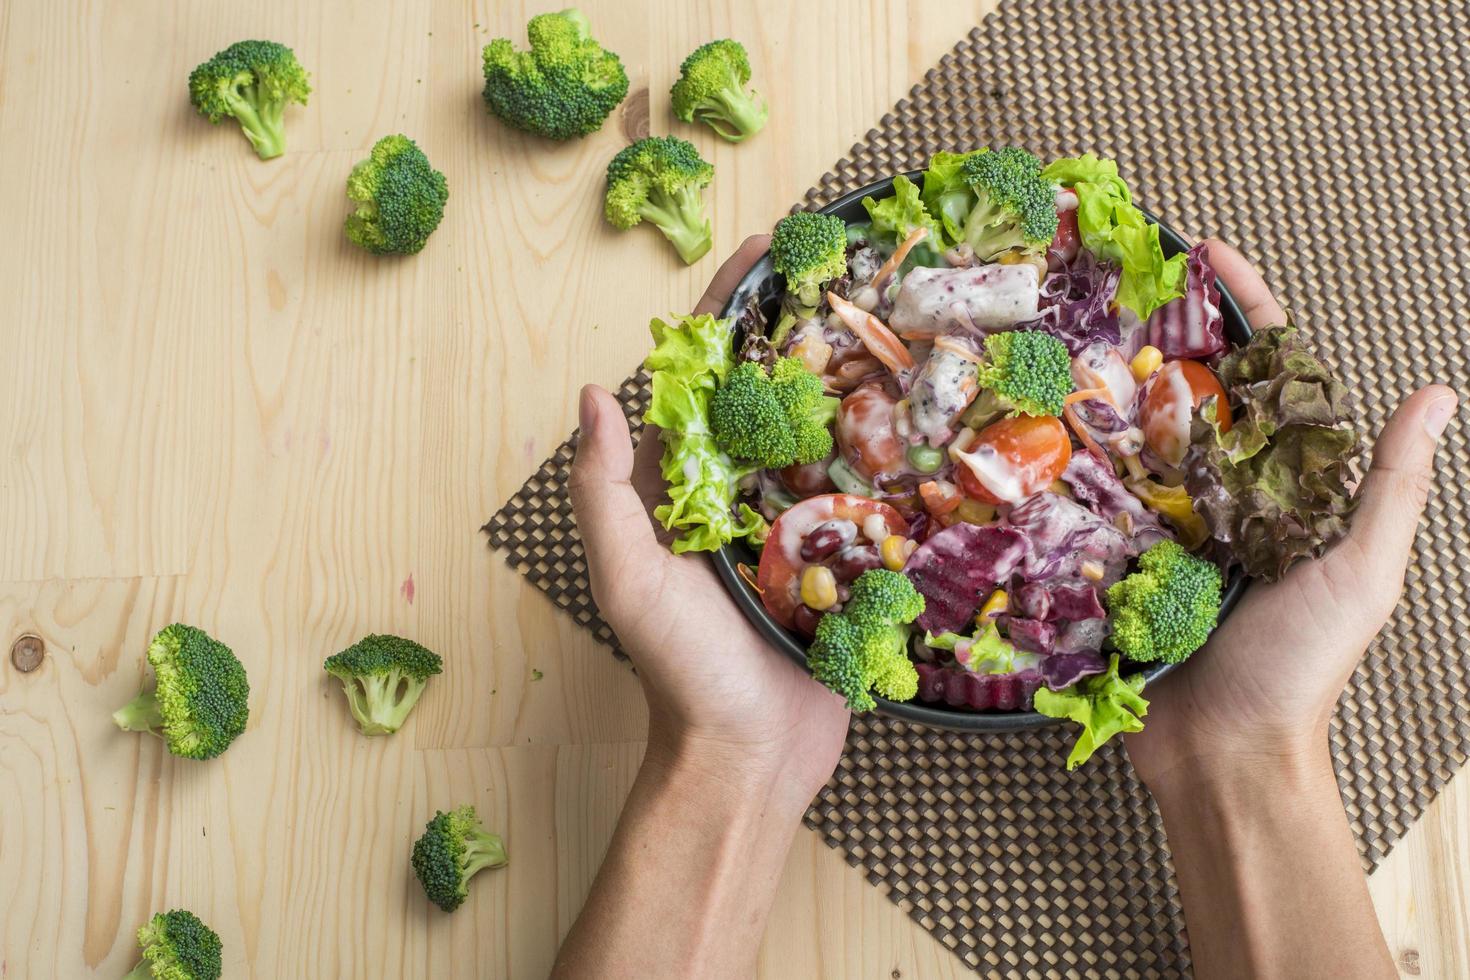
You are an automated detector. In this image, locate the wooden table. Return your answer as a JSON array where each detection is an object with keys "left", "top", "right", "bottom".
[{"left": 1, "top": 1, "right": 1465, "bottom": 976}]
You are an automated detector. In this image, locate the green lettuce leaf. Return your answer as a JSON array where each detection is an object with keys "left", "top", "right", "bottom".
[
  {"left": 919, "top": 150, "right": 982, "bottom": 246},
  {"left": 924, "top": 626, "right": 1040, "bottom": 674},
  {"left": 1183, "top": 326, "right": 1362, "bottom": 581},
  {"left": 863, "top": 174, "right": 943, "bottom": 248},
  {"left": 1041, "top": 153, "right": 1185, "bottom": 320},
  {"left": 643, "top": 314, "right": 761, "bottom": 554},
  {"left": 1033, "top": 654, "right": 1149, "bottom": 770}
]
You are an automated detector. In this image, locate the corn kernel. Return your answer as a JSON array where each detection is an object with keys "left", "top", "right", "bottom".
[
  {"left": 1130, "top": 345, "right": 1163, "bottom": 383},
  {"left": 1080, "top": 559, "right": 1106, "bottom": 582},
  {"left": 978, "top": 589, "right": 1009, "bottom": 623},
  {"left": 800, "top": 565, "right": 839, "bottom": 610},
  {"left": 880, "top": 535, "right": 909, "bottom": 571},
  {"left": 954, "top": 498, "right": 997, "bottom": 525}
]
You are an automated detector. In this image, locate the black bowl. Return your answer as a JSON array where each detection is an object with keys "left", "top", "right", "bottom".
[{"left": 713, "top": 171, "right": 1250, "bottom": 733}]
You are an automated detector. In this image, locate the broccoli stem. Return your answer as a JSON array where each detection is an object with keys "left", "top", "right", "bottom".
[
  {"left": 223, "top": 83, "right": 286, "bottom": 160},
  {"left": 462, "top": 829, "right": 509, "bottom": 876},
  {"left": 640, "top": 186, "right": 712, "bottom": 264},
  {"left": 112, "top": 690, "right": 164, "bottom": 735},
  {"left": 695, "top": 86, "right": 766, "bottom": 143},
  {"left": 339, "top": 670, "right": 425, "bottom": 736},
  {"left": 122, "top": 960, "right": 153, "bottom": 980}
]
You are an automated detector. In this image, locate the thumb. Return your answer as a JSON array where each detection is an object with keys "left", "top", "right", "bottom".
[
  {"left": 1345, "top": 385, "right": 1458, "bottom": 583},
  {"left": 569, "top": 385, "right": 663, "bottom": 591}
]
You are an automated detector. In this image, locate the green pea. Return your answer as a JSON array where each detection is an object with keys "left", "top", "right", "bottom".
[{"left": 907, "top": 443, "right": 945, "bottom": 473}]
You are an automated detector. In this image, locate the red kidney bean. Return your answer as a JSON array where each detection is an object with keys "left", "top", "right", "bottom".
[
  {"left": 800, "top": 519, "right": 858, "bottom": 562},
  {"left": 827, "top": 545, "right": 882, "bottom": 582}
]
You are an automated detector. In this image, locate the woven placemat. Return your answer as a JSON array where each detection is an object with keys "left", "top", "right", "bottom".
[{"left": 486, "top": 0, "right": 1470, "bottom": 974}]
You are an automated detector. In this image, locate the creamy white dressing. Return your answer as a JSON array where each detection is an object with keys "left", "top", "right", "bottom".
[
  {"left": 954, "top": 443, "right": 1032, "bottom": 504},
  {"left": 889, "top": 264, "right": 1041, "bottom": 337},
  {"left": 1073, "top": 345, "right": 1138, "bottom": 409},
  {"left": 910, "top": 348, "right": 979, "bottom": 444}
]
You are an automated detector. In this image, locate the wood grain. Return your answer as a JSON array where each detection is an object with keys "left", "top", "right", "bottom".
[{"left": 0, "top": 1, "right": 1464, "bottom": 977}]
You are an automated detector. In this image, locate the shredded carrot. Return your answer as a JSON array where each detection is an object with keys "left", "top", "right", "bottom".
[
  {"left": 736, "top": 562, "right": 763, "bottom": 594},
  {"left": 827, "top": 291, "right": 915, "bottom": 374},
  {"left": 1064, "top": 404, "right": 1109, "bottom": 462},
  {"left": 918, "top": 480, "right": 964, "bottom": 517},
  {"left": 870, "top": 226, "right": 929, "bottom": 291},
  {"left": 1064, "top": 385, "right": 1114, "bottom": 406}
]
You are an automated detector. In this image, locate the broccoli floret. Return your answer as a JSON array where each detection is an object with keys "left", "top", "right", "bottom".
[
  {"left": 113, "top": 625, "right": 249, "bottom": 761},
  {"left": 670, "top": 39, "right": 767, "bottom": 143},
  {"left": 710, "top": 357, "right": 837, "bottom": 468},
  {"left": 807, "top": 569, "right": 925, "bottom": 711},
  {"left": 482, "top": 9, "right": 628, "bottom": 141},
  {"left": 845, "top": 567, "right": 927, "bottom": 626},
  {"left": 123, "top": 909, "right": 222, "bottom": 980},
  {"left": 323, "top": 634, "right": 444, "bottom": 736},
  {"left": 769, "top": 210, "right": 848, "bottom": 344},
  {"left": 344, "top": 135, "right": 449, "bottom": 256},
  {"left": 1107, "top": 540, "right": 1223, "bottom": 664},
  {"left": 411, "top": 805, "right": 509, "bottom": 912},
  {"left": 604, "top": 136, "right": 714, "bottom": 264},
  {"left": 959, "top": 147, "right": 1058, "bottom": 260},
  {"left": 770, "top": 211, "right": 848, "bottom": 311},
  {"left": 973, "top": 330, "right": 1074, "bottom": 417},
  {"left": 188, "top": 40, "right": 310, "bottom": 160}
]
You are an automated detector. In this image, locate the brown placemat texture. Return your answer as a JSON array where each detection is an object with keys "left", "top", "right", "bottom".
[{"left": 485, "top": 0, "right": 1470, "bottom": 974}]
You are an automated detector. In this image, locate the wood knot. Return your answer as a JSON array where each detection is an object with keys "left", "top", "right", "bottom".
[
  {"left": 10, "top": 634, "right": 44, "bottom": 673},
  {"left": 1398, "top": 949, "right": 1421, "bottom": 975},
  {"left": 621, "top": 87, "right": 650, "bottom": 142}
]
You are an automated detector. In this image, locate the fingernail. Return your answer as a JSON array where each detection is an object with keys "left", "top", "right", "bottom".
[
  {"left": 1424, "top": 395, "right": 1457, "bottom": 440},
  {"left": 579, "top": 386, "right": 599, "bottom": 436}
]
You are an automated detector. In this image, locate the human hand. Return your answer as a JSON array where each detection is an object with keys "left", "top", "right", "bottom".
[
  {"left": 569, "top": 236, "right": 851, "bottom": 807},
  {"left": 1126, "top": 239, "right": 1459, "bottom": 788}
]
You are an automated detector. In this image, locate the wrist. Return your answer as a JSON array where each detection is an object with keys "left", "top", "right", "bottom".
[
  {"left": 643, "top": 721, "right": 818, "bottom": 820},
  {"left": 1143, "top": 735, "right": 1332, "bottom": 810}
]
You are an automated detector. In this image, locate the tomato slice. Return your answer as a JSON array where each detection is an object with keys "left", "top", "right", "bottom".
[
  {"left": 757, "top": 494, "right": 909, "bottom": 629},
  {"left": 954, "top": 416, "right": 1073, "bottom": 505},
  {"left": 1139, "top": 359, "right": 1230, "bottom": 465}
]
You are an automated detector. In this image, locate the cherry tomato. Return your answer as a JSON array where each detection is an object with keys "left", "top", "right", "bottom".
[
  {"left": 954, "top": 416, "right": 1073, "bottom": 505},
  {"left": 1048, "top": 206, "right": 1081, "bottom": 270},
  {"left": 1139, "top": 359, "right": 1231, "bottom": 465},
  {"left": 836, "top": 384, "right": 906, "bottom": 480},
  {"left": 757, "top": 494, "right": 909, "bottom": 630}
]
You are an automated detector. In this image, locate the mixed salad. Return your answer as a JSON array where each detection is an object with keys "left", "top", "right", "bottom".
[{"left": 642, "top": 148, "right": 1361, "bottom": 767}]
